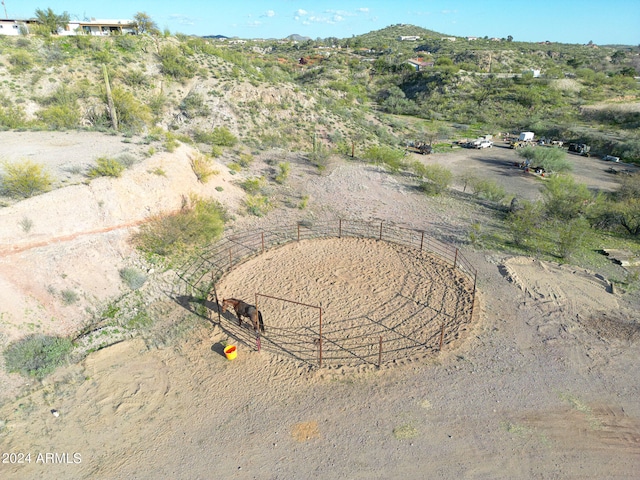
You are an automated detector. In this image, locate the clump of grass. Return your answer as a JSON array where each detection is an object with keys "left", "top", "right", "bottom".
[
  {"left": 244, "top": 194, "right": 272, "bottom": 216},
  {"left": 239, "top": 176, "right": 265, "bottom": 194},
  {"left": 237, "top": 153, "right": 254, "bottom": 167},
  {"left": 19, "top": 216, "right": 33, "bottom": 233},
  {"left": 87, "top": 157, "right": 125, "bottom": 178},
  {"left": 189, "top": 151, "right": 218, "bottom": 183},
  {"left": 119, "top": 267, "right": 147, "bottom": 290},
  {"left": 392, "top": 423, "right": 418, "bottom": 440},
  {"left": 4, "top": 334, "right": 74, "bottom": 379},
  {"left": 228, "top": 162, "right": 242, "bottom": 173},
  {"left": 61, "top": 289, "right": 79, "bottom": 305},
  {"left": 275, "top": 162, "right": 290, "bottom": 184}
]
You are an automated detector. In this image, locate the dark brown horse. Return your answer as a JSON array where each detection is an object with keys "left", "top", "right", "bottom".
[{"left": 221, "top": 298, "right": 265, "bottom": 333}]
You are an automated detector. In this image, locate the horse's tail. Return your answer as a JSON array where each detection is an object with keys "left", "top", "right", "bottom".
[{"left": 258, "top": 311, "right": 265, "bottom": 333}]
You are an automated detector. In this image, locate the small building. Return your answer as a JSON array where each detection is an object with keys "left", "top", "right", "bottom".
[
  {"left": 466, "top": 36, "right": 478, "bottom": 41},
  {"left": 441, "top": 37, "right": 457, "bottom": 41},
  {"left": 406, "top": 58, "right": 434, "bottom": 71},
  {"left": 0, "top": 18, "right": 38, "bottom": 36},
  {"left": 398, "top": 35, "right": 420, "bottom": 41},
  {"left": 61, "top": 19, "right": 136, "bottom": 36}
]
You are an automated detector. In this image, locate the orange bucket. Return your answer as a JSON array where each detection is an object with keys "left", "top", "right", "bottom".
[{"left": 224, "top": 345, "right": 237, "bottom": 360}]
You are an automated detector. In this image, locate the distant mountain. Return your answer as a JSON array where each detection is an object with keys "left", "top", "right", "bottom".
[
  {"left": 202, "top": 34, "right": 229, "bottom": 39},
  {"left": 287, "top": 34, "right": 312, "bottom": 42}
]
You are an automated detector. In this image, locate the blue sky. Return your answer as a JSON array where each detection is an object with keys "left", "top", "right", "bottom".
[{"left": 6, "top": 1, "right": 639, "bottom": 45}]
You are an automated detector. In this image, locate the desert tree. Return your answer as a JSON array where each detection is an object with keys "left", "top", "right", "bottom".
[
  {"left": 34, "top": 8, "right": 70, "bottom": 34},
  {"left": 133, "top": 12, "right": 159, "bottom": 35}
]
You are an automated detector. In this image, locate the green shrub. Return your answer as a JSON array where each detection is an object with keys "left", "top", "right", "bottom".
[
  {"left": 542, "top": 175, "right": 592, "bottom": 220},
  {"left": 275, "top": 162, "right": 290, "bottom": 184},
  {"left": 180, "top": 92, "right": 209, "bottom": 118},
  {"left": 119, "top": 267, "right": 147, "bottom": 290},
  {"left": 37, "top": 104, "right": 81, "bottom": 129},
  {"left": 164, "top": 131, "right": 180, "bottom": 152},
  {"left": 507, "top": 201, "right": 543, "bottom": 247},
  {"left": 237, "top": 153, "right": 254, "bottom": 167},
  {"left": 363, "top": 145, "right": 405, "bottom": 173},
  {"left": 239, "top": 177, "right": 265, "bottom": 194},
  {"left": 8, "top": 51, "right": 33, "bottom": 71},
  {"left": 148, "top": 93, "right": 168, "bottom": 119},
  {"left": 189, "top": 152, "right": 218, "bottom": 182},
  {"left": 518, "top": 146, "right": 572, "bottom": 173},
  {"left": 133, "top": 197, "right": 226, "bottom": 256},
  {"left": 555, "top": 217, "right": 591, "bottom": 258},
  {"left": 469, "top": 178, "right": 506, "bottom": 202},
  {"left": 0, "top": 101, "right": 27, "bottom": 129},
  {"left": 244, "top": 194, "right": 272, "bottom": 216},
  {"left": 210, "top": 145, "right": 223, "bottom": 158},
  {"left": 418, "top": 164, "right": 453, "bottom": 195},
  {"left": 158, "top": 45, "right": 196, "bottom": 80},
  {"left": 4, "top": 334, "right": 74, "bottom": 379},
  {"left": 210, "top": 126, "right": 238, "bottom": 147},
  {"left": 87, "top": 157, "right": 125, "bottom": 178},
  {"left": 308, "top": 141, "right": 331, "bottom": 171},
  {"left": 110, "top": 87, "right": 151, "bottom": 133},
  {"left": 1, "top": 160, "right": 52, "bottom": 198},
  {"left": 122, "top": 69, "right": 149, "bottom": 87}
]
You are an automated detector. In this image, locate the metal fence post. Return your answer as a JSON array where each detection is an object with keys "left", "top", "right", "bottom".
[
  {"left": 319, "top": 308, "right": 323, "bottom": 368},
  {"left": 229, "top": 248, "right": 233, "bottom": 270},
  {"left": 261, "top": 231, "right": 265, "bottom": 254},
  {"left": 297, "top": 223, "right": 300, "bottom": 241},
  {"left": 439, "top": 322, "right": 445, "bottom": 351},
  {"left": 379, "top": 221, "right": 383, "bottom": 240},
  {"left": 453, "top": 248, "right": 458, "bottom": 270},
  {"left": 420, "top": 231, "right": 424, "bottom": 251},
  {"left": 338, "top": 219, "right": 342, "bottom": 238},
  {"left": 212, "top": 271, "right": 221, "bottom": 325}
]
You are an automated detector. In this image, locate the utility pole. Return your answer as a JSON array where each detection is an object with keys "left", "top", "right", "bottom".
[{"left": 2, "top": 1, "right": 8, "bottom": 20}]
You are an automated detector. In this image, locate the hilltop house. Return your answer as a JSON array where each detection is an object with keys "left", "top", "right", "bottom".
[
  {"left": 398, "top": 35, "right": 420, "bottom": 41},
  {"left": 0, "top": 17, "right": 135, "bottom": 36},
  {"left": 0, "top": 18, "right": 38, "bottom": 35},
  {"left": 61, "top": 19, "right": 136, "bottom": 36}
]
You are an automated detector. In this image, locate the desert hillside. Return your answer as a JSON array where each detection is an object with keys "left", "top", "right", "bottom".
[{"left": 0, "top": 24, "right": 639, "bottom": 479}]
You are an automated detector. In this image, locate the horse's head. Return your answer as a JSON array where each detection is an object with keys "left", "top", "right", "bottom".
[{"left": 221, "top": 299, "right": 230, "bottom": 313}]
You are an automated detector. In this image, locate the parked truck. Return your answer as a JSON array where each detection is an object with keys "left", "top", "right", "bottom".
[
  {"left": 405, "top": 141, "right": 432, "bottom": 155},
  {"left": 568, "top": 143, "right": 591, "bottom": 156}
]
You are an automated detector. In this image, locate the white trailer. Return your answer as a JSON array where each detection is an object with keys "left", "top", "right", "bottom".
[{"left": 518, "top": 131, "right": 535, "bottom": 142}]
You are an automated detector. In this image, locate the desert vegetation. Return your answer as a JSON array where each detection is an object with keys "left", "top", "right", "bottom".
[
  {"left": 1, "top": 19, "right": 639, "bottom": 382},
  {"left": 0, "top": 23, "right": 636, "bottom": 161}
]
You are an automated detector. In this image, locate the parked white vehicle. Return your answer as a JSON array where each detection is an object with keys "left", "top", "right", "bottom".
[
  {"left": 518, "top": 131, "right": 535, "bottom": 142},
  {"left": 477, "top": 140, "right": 493, "bottom": 149},
  {"left": 602, "top": 155, "right": 620, "bottom": 162}
]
